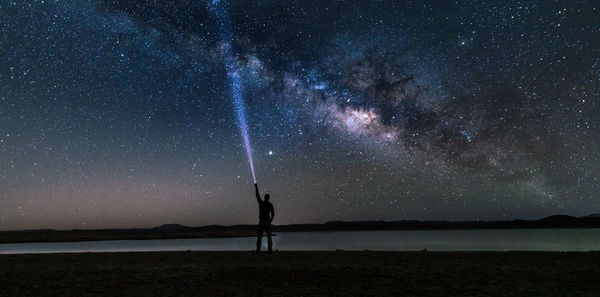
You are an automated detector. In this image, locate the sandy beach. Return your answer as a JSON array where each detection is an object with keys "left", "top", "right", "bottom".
[{"left": 2, "top": 251, "right": 599, "bottom": 296}]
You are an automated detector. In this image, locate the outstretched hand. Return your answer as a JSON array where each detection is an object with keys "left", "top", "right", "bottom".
[{"left": 254, "top": 183, "right": 261, "bottom": 201}]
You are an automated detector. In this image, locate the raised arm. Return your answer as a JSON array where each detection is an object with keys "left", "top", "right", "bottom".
[{"left": 255, "top": 183, "right": 262, "bottom": 202}]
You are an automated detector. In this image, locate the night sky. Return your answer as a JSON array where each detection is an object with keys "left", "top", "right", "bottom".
[{"left": 1, "top": 1, "right": 599, "bottom": 230}]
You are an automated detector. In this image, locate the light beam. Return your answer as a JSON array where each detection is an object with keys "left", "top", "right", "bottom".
[{"left": 209, "top": 0, "right": 257, "bottom": 183}]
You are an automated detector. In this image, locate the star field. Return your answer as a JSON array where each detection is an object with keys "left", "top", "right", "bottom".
[{"left": 1, "top": 0, "right": 599, "bottom": 229}]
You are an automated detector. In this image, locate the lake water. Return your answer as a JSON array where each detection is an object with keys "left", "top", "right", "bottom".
[{"left": 1, "top": 229, "right": 599, "bottom": 254}]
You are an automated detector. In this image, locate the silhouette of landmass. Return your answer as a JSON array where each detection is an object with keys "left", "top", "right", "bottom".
[{"left": 1, "top": 214, "right": 599, "bottom": 243}]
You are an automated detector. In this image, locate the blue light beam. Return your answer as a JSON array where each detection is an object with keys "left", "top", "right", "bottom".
[{"left": 208, "top": 0, "right": 257, "bottom": 183}]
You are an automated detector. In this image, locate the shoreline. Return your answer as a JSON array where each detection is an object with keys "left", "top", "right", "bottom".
[{"left": 2, "top": 214, "right": 600, "bottom": 244}]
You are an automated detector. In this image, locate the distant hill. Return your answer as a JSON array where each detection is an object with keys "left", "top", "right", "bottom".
[
  {"left": 536, "top": 215, "right": 584, "bottom": 226},
  {"left": 1, "top": 214, "right": 599, "bottom": 244},
  {"left": 152, "top": 224, "right": 191, "bottom": 231}
]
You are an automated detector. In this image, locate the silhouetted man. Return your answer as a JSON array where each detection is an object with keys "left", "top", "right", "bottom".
[{"left": 255, "top": 183, "right": 275, "bottom": 253}]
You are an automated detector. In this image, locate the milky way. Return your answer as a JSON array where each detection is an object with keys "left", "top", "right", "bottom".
[{"left": 1, "top": 1, "right": 599, "bottom": 229}]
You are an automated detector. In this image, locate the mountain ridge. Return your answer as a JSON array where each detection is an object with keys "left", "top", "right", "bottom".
[{"left": 0, "top": 214, "right": 599, "bottom": 244}]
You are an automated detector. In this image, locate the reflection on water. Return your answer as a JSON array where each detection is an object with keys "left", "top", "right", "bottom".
[{"left": 1, "top": 229, "right": 599, "bottom": 254}]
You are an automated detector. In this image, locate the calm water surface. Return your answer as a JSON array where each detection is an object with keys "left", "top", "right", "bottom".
[{"left": 1, "top": 229, "right": 599, "bottom": 254}]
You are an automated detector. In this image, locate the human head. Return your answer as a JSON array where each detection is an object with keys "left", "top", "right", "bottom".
[{"left": 264, "top": 194, "right": 270, "bottom": 201}]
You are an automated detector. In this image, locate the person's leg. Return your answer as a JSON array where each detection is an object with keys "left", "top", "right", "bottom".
[
  {"left": 266, "top": 223, "right": 273, "bottom": 252},
  {"left": 256, "top": 222, "right": 263, "bottom": 252}
]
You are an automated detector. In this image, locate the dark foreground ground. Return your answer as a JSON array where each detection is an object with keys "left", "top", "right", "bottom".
[{"left": 2, "top": 251, "right": 600, "bottom": 297}]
